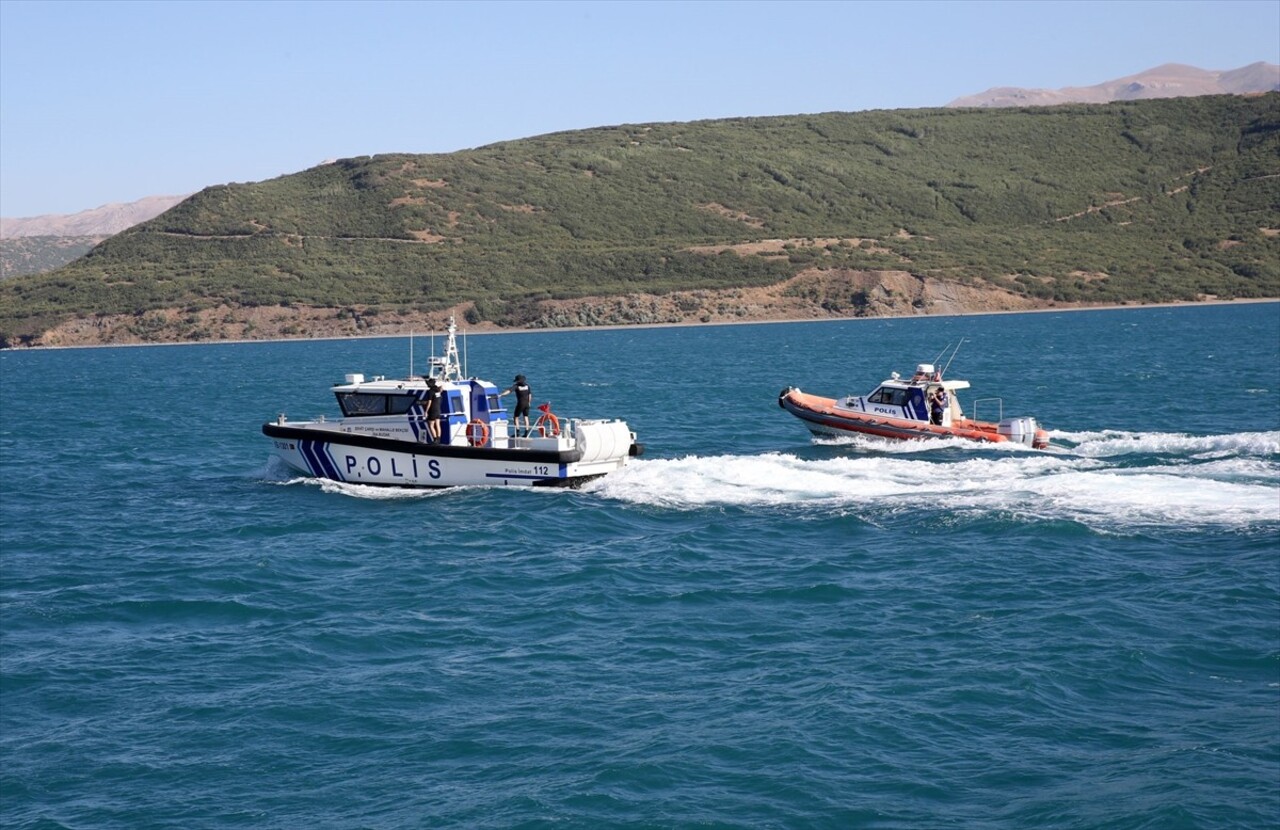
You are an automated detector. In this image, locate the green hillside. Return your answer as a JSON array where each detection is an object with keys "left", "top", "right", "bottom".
[
  {"left": 1, "top": 94, "right": 1277, "bottom": 346},
  {"left": 0, "top": 236, "right": 105, "bottom": 280}
]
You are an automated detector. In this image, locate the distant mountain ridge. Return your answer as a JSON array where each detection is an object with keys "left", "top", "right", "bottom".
[
  {"left": 947, "top": 62, "right": 1279, "bottom": 108},
  {"left": 0, "top": 194, "right": 189, "bottom": 238},
  {"left": 0, "top": 194, "right": 191, "bottom": 279}
]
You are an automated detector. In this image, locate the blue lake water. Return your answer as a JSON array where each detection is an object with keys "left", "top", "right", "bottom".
[{"left": 2, "top": 303, "right": 1278, "bottom": 828}]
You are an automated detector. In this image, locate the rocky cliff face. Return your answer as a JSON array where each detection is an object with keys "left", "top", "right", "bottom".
[{"left": 29, "top": 269, "right": 1066, "bottom": 347}]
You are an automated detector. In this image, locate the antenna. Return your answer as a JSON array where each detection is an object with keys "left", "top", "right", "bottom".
[
  {"left": 409, "top": 330, "right": 415, "bottom": 377},
  {"left": 941, "top": 338, "right": 967, "bottom": 377}
]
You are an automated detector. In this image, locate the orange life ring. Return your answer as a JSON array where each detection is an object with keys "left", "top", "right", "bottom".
[
  {"left": 534, "top": 412, "right": 560, "bottom": 437},
  {"left": 466, "top": 419, "right": 490, "bottom": 447}
]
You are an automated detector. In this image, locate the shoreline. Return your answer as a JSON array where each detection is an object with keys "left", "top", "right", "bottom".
[{"left": 3, "top": 297, "right": 1276, "bottom": 352}]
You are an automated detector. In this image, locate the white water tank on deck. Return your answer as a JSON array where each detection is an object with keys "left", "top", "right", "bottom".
[{"left": 998, "top": 417, "right": 1038, "bottom": 447}]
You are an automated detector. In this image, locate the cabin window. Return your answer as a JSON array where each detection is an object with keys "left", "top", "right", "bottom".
[
  {"left": 336, "top": 393, "right": 417, "bottom": 417},
  {"left": 338, "top": 392, "right": 387, "bottom": 416},
  {"left": 486, "top": 394, "right": 502, "bottom": 413},
  {"left": 387, "top": 395, "right": 417, "bottom": 415},
  {"left": 869, "top": 387, "right": 909, "bottom": 406}
]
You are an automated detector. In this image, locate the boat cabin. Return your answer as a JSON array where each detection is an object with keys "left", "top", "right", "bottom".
[
  {"left": 329, "top": 373, "right": 510, "bottom": 447},
  {"left": 844, "top": 363, "right": 970, "bottom": 426},
  {"left": 865, "top": 382, "right": 932, "bottom": 421},
  {"left": 440, "top": 379, "right": 508, "bottom": 445}
]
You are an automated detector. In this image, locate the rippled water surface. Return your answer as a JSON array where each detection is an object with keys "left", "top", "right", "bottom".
[{"left": 2, "top": 303, "right": 1277, "bottom": 828}]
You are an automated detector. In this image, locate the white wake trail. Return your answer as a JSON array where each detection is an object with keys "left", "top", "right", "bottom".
[{"left": 588, "top": 448, "right": 1280, "bottom": 530}]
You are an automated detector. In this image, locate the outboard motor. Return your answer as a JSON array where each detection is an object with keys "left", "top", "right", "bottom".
[{"left": 998, "top": 417, "right": 1040, "bottom": 447}]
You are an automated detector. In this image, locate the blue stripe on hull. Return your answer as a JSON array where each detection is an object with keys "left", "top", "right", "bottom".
[{"left": 301, "top": 439, "right": 343, "bottom": 481}]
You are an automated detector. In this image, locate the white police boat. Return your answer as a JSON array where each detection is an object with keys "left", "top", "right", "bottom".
[
  {"left": 263, "top": 318, "right": 643, "bottom": 488},
  {"left": 779, "top": 352, "right": 1050, "bottom": 450}
]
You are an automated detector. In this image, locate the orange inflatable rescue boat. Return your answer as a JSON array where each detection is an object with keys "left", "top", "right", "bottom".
[{"left": 779, "top": 354, "right": 1050, "bottom": 449}]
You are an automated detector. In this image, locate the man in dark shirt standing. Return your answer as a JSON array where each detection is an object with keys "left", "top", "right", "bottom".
[
  {"left": 930, "top": 387, "right": 948, "bottom": 426},
  {"left": 501, "top": 374, "right": 532, "bottom": 436},
  {"left": 424, "top": 377, "right": 443, "bottom": 443}
]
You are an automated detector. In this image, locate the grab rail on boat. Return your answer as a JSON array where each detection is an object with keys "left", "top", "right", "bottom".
[
  {"left": 505, "top": 420, "right": 574, "bottom": 446},
  {"left": 970, "top": 397, "right": 1004, "bottom": 423}
]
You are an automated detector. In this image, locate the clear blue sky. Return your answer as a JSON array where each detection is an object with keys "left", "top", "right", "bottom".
[{"left": 1, "top": 0, "right": 1276, "bottom": 218}]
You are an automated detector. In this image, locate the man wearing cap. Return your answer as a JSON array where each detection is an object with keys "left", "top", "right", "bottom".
[
  {"left": 423, "top": 377, "right": 443, "bottom": 443},
  {"left": 500, "top": 374, "right": 532, "bottom": 436}
]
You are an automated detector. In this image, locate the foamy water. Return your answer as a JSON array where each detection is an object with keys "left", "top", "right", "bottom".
[{"left": 589, "top": 431, "right": 1280, "bottom": 529}]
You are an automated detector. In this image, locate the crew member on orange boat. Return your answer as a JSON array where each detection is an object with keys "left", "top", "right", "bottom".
[{"left": 930, "top": 387, "right": 949, "bottom": 426}]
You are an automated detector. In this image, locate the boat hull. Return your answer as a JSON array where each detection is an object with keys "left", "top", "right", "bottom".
[
  {"left": 263, "top": 422, "right": 639, "bottom": 488},
  {"left": 778, "top": 388, "right": 1049, "bottom": 449}
]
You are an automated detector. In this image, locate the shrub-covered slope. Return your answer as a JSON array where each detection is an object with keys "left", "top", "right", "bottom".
[{"left": 2, "top": 94, "right": 1276, "bottom": 345}]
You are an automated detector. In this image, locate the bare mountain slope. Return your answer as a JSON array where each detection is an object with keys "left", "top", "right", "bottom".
[
  {"left": 0, "top": 194, "right": 189, "bottom": 238},
  {"left": 947, "top": 61, "right": 1280, "bottom": 108}
]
